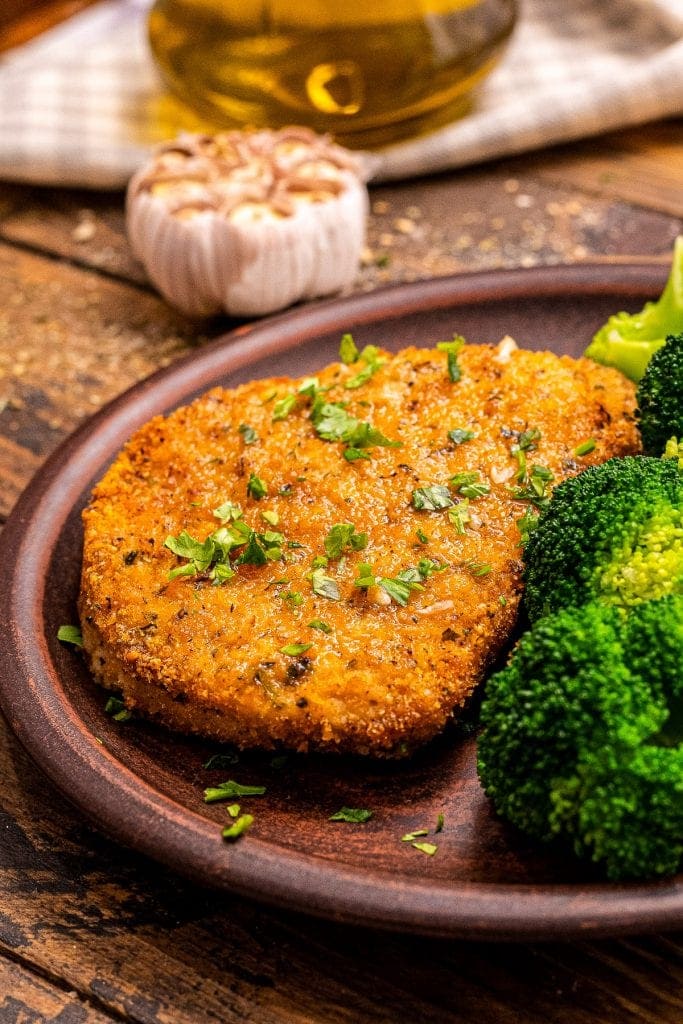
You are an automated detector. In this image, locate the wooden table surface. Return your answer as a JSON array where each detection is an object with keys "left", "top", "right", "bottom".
[{"left": 1, "top": 8, "right": 683, "bottom": 1019}]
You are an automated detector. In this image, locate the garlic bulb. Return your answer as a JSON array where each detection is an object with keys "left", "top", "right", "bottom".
[{"left": 126, "top": 128, "right": 369, "bottom": 319}]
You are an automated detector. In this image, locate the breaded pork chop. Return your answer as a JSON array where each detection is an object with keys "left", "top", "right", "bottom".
[{"left": 79, "top": 339, "right": 639, "bottom": 756}]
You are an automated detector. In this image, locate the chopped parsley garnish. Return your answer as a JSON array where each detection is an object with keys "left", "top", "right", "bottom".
[
  {"left": 222, "top": 813, "right": 254, "bottom": 841},
  {"left": 516, "top": 506, "right": 540, "bottom": 547},
  {"left": 509, "top": 427, "right": 541, "bottom": 481},
  {"left": 416, "top": 557, "right": 446, "bottom": 578},
  {"left": 354, "top": 562, "right": 433, "bottom": 606},
  {"left": 412, "top": 841, "right": 438, "bottom": 856},
  {"left": 448, "top": 428, "right": 475, "bottom": 445},
  {"left": 204, "top": 780, "right": 266, "bottom": 803},
  {"left": 261, "top": 509, "right": 279, "bottom": 526},
  {"left": 298, "top": 376, "right": 320, "bottom": 399},
  {"left": 516, "top": 427, "right": 541, "bottom": 451},
  {"left": 450, "top": 471, "right": 490, "bottom": 499},
  {"left": 402, "top": 830, "right": 429, "bottom": 842},
  {"left": 339, "top": 332, "right": 360, "bottom": 365},
  {"left": 213, "top": 500, "right": 243, "bottom": 523},
  {"left": 165, "top": 516, "right": 283, "bottom": 584},
  {"left": 499, "top": 594, "right": 508, "bottom": 607},
  {"left": 238, "top": 423, "right": 258, "bottom": 445},
  {"left": 436, "top": 813, "right": 445, "bottom": 833},
  {"left": 448, "top": 500, "right": 470, "bottom": 534},
  {"left": 282, "top": 590, "right": 304, "bottom": 608},
  {"left": 279, "top": 642, "right": 312, "bottom": 656},
  {"left": 412, "top": 485, "right": 454, "bottom": 511},
  {"left": 308, "top": 619, "right": 332, "bottom": 634},
  {"left": 272, "top": 393, "right": 298, "bottom": 421},
  {"left": 204, "top": 752, "right": 239, "bottom": 770},
  {"left": 309, "top": 566, "right": 341, "bottom": 601},
  {"left": 329, "top": 807, "right": 373, "bottom": 823},
  {"left": 437, "top": 335, "right": 466, "bottom": 383},
  {"left": 310, "top": 397, "right": 401, "bottom": 460},
  {"left": 57, "top": 624, "right": 83, "bottom": 647},
  {"left": 467, "top": 561, "right": 492, "bottom": 577},
  {"left": 416, "top": 528, "right": 429, "bottom": 544},
  {"left": 575, "top": 438, "right": 597, "bottom": 457},
  {"left": 378, "top": 576, "right": 414, "bottom": 606},
  {"left": 510, "top": 464, "right": 554, "bottom": 509},
  {"left": 344, "top": 345, "right": 384, "bottom": 390},
  {"left": 354, "top": 562, "right": 376, "bottom": 589},
  {"left": 324, "top": 523, "right": 368, "bottom": 559},
  {"left": 104, "top": 695, "right": 132, "bottom": 722},
  {"left": 247, "top": 473, "right": 268, "bottom": 500}
]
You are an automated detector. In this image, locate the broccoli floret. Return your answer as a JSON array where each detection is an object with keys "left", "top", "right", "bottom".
[
  {"left": 637, "top": 332, "right": 683, "bottom": 455},
  {"left": 477, "top": 597, "right": 683, "bottom": 880},
  {"left": 523, "top": 456, "right": 683, "bottom": 621},
  {"left": 584, "top": 236, "right": 683, "bottom": 381}
]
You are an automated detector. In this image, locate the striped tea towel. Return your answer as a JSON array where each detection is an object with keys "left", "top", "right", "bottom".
[{"left": 0, "top": 0, "right": 682, "bottom": 189}]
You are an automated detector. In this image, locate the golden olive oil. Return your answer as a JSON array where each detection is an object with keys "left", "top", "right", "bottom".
[{"left": 148, "top": 0, "right": 517, "bottom": 148}]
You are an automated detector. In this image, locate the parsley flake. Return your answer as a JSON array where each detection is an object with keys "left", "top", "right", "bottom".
[
  {"left": 467, "top": 561, "right": 492, "bottom": 577},
  {"left": 448, "top": 500, "right": 470, "bottom": 534},
  {"left": 575, "top": 438, "right": 597, "bottom": 457},
  {"left": 339, "top": 333, "right": 360, "bottom": 365},
  {"left": 213, "top": 500, "right": 243, "bottom": 523},
  {"left": 57, "top": 624, "right": 83, "bottom": 647},
  {"left": 204, "top": 780, "right": 266, "bottom": 803},
  {"left": 324, "top": 523, "right": 368, "bottom": 559},
  {"left": 412, "top": 485, "right": 454, "bottom": 511},
  {"left": 238, "top": 423, "right": 258, "bottom": 445},
  {"left": 412, "top": 841, "right": 438, "bottom": 856},
  {"left": 309, "top": 567, "right": 341, "bottom": 601},
  {"left": 437, "top": 335, "right": 466, "bottom": 382},
  {"left": 272, "top": 394, "right": 297, "bottom": 421},
  {"left": 329, "top": 807, "right": 373, "bottom": 823},
  {"left": 344, "top": 345, "right": 384, "bottom": 389},
  {"left": 448, "top": 428, "right": 475, "bottom": 445},
  {"left": 204, "top": 752, "right": 239, "bottom": 770},
  {"left": 247, "top": 473, "right": 268, "bottom": 500},
  {"left": 104, "top": 695, "right": 132, "bottom": 722},
  {"left": 310, "top": 398, "right": 401, "bottom": 460},
  {"left": 308, "top": 619, "right": 332, "bottom": 634},
  {"left": 436, "top": 813, "right": 445, "bottom": 833},
  {"left": 402, "top": 830, "right": 429, "bottom": 842},
  {"left": 280, "top": 642, "right": 312, "bottom": 656},
  {"left": 450, "top": 471, "right": 490, "bottom": 499},
  {"left": 511, "top": 464, "right": 554, "bottom": 509},
  {"left": 222, "top": 813, "right": 254, "bottom": 841},
  {"left": 516, "top": 506, "right": 540, "bottom": 547}
]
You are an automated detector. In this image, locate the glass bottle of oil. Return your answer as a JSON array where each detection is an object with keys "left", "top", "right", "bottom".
[{"left": 148, "top": 0, "right": 518, "bottom": 149}]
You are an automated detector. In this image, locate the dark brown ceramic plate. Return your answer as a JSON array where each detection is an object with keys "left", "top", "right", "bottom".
[{"left": 1, "top": 264, "right": 681, "bottom": 941}]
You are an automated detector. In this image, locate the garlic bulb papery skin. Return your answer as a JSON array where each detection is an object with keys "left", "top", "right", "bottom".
[{"left": 126, "top": 128, "right": 369, "bottom": 318}]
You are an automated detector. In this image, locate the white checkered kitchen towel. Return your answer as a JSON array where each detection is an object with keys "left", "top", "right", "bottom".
[{"left": 0, "top": 0, "right": 682, "bottom": 188}]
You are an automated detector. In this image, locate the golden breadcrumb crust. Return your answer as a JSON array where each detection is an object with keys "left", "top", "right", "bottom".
[{"left": 79, "top": 340, "right": 639, "bottom": 756}]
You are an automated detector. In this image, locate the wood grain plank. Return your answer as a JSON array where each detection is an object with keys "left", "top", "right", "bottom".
[
  {"left": 0, "top": 241, "right": 207, "bottom": 519},
  {"left": 1, "top": 153, "right": 681, "bottom": 306},
  {"left": 0, "top": 956, "right": 114, "bottom": 1023},
  {"left": 0, "top": 719, "right": 681, "bottom": 1024},
  {"left": 533, "top": 120, "right": 683, "bottom": 218}
]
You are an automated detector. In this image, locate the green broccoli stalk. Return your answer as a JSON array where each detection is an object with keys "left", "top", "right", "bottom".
[
  {"left": 637, "top": 332, "right": 683, "bottom": 456},
  {"left": 477, "top": 597, "right": 683, "bottom": 880},
  {"left": 522, "top": 456, "right": 683, "bottom": 621},
  {"left": 584, "top": 236, "right": 683, "bottom": 381}
]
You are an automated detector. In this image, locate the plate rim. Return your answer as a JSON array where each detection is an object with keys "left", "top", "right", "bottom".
[{"left": 1, "top": 262, "right": 681, "bottom": 941}]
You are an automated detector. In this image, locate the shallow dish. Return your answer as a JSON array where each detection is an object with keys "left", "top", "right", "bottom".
[{"left": 0, "top": 263, "right": 681, "bottom": 940}]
